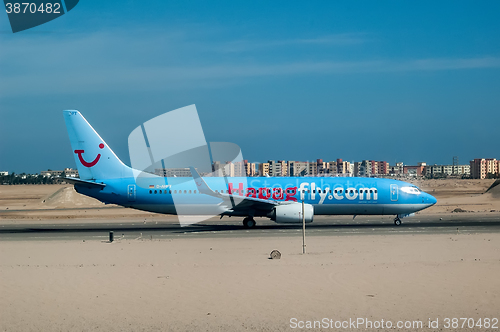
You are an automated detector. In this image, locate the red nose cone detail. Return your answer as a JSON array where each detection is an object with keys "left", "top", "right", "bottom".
[{"left": 99, "top": 143, "right": 104, "bottom": 149}]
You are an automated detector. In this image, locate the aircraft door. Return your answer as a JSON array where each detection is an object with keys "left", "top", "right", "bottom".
[
  {"left": 390, "top": 184, "right": 398, "bottom": 201},
  {"left": 127, "top": 184, "right": 136, "bottom": 201}
]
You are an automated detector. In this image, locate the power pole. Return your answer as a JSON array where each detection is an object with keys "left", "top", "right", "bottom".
[
  {"left": 302, "top": 200, "right": 306, "bottom": 254},
  {"left": 453, "top": 156, "right": 459, "bottom": 175}
]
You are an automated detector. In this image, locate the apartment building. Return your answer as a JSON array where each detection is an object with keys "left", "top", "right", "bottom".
[
  {"left": 243, "top": 160, "right": 256, "bottom": 177},
  {"left": 470, "top": 158, "right": 499, "bottom": 179},
  {"left": 41, "top": 168, "right": 79, "bottom": 178},
  {"left": 259, "top": 162, "right": 270, "bottom": 177},
  {"left": 268, "top": 160, "right": 288, "bottom": 177},
  {"left": 155, "top": 168, "right": 192, "bottom": 177},
  {"left": 288, "top": 161, "right": 308, "bottom": 177},
  {"left": 425, "top": 164, "right": 470, "bottom": 177}
]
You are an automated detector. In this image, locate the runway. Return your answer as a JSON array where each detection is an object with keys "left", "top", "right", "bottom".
[{"left": 2, "top": 213, "right": 500, "bottom": 241}]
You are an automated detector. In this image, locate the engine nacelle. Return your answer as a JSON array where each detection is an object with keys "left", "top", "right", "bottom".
[{"left": 269, "top": 203, "right": 314, "bottom": 223}]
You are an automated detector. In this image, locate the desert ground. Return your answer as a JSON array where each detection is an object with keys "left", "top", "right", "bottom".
[{"left": 1, "top": 179, "right": 500, "bottom": 331}]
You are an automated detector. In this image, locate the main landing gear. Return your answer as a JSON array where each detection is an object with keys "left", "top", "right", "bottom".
[
  {"left": 243, "top": 217, "right": 256, "bottom": 228},
  {"left": 394, "top": 216, "right": 402, "bottom": 226}
]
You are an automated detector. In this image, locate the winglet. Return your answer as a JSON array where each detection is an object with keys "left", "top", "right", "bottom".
[{"left": 189, "top": 167, "right": 216, "bottom": 195}]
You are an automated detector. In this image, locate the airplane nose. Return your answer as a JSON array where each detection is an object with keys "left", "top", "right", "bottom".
[{"left": 426, "top": 193, "right": 437, "bottom": 206}]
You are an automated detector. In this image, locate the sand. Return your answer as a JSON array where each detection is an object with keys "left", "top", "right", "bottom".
[{"left": 1, "top": 234, "right": 500, "bottom": 331}]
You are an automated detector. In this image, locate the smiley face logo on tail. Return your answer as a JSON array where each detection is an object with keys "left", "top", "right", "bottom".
[{"left": 74, "top": 143, "right": 105, "bottom": 167}]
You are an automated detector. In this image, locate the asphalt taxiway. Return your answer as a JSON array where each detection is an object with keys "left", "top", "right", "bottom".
[{"left": 1, "top": 213, "right": 500, "bottom": 241}]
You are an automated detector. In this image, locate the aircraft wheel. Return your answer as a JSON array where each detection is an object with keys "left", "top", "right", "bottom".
[
  {"left": 243, "top": 217, "right": 256, "bottom": 228},
  {"left": 247, "top": 219, "right": 256, "bottom": 228},
  {"left": 394, "top": 218, "right": 402, "bottom": 226}
]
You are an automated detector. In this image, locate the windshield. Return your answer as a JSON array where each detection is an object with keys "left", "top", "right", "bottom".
[{"left": 401, "top": 186, "right": 420, "bottom": 194}]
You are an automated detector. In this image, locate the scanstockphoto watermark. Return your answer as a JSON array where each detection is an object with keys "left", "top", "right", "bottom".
[
  {"left": 290, "top": 317, "right": 499, "bottom": 329},
  {"left": 290, "top": 318, "right": 424, "bottom": 330}
]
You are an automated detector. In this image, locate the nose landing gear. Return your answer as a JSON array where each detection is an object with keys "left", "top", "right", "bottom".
[
  {"left": 243, "top": 217, "right": 256, "bottom": 228},
  {"left": 394, "top": 216, "right": 402, "bottom": 226}
]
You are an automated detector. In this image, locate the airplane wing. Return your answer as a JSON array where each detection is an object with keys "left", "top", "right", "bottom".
[
  {"left": 62, "top": 177, "right": 106, "bottom": 189},
  {"left": 189, "top": 167, "right": 284, "bottom": 214}
]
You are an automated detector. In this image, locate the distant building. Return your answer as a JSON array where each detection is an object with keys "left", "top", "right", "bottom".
[
  {"left": 388, "top": 162, "right": 404, "bottom": 175},
  {"left": 378, "top": 161, "right": 389, "bottom": 175},
  {"left": 354, "top": 161, "right": 369, "bottom": 177},
  {"left": 288, "top": 161, "right": 308, "bottom": 177},
  {"left": 259, "top": 162, "right": 270, "bottom": 177},
  {"left": 210, "top": 161, "right": 245, "bottom": 177},
  {"left": 243, "top": 160, "right": 256, "bottom": 177},
  {"left": 425, "top": 164, "right": 470, "bottom": 177},
  {"left": 268, "top": 160, "right": 287, "bottom": 177},
  {"left": 0, "top": 171, "right": 8, "bottom": 176},
  {"left": 352, "top": 160, "right": 389, "bottom": 177},
  {"left": 326, "top": 159, "right": 351, "bottom": 177},
  {"left": 470, "top": 158, "right": 499, "bottom": 179},
  {"left": 403, "top": 162, "right": 426, "bottom": 177},
  {"left": 236, "top": 161, "right": 246, "bottom": 177},
  {"left": 155, "top": 168, "right": 192, "bottom": 177},
  {"left": 279, "top": 160, "right": 288, "bottom": 177},
  {"left": 226, "top": 161, "right": 245, "bottom": 177},
  {"left": 212, "top": 161, "right": 223, "bottom": 177},
  {"left": 316, "top": 159, "right": 326, "bottom": 175},
  {"left": 41, "top": 168, "right": 79, "bottom": 178},
  {"left": 308, "top": 162, "right": 317, "bottom": 176}
]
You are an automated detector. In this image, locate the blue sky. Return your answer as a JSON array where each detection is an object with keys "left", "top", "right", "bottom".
[{"left": 1, "top": 1, "right": 500, "bottom": 173}]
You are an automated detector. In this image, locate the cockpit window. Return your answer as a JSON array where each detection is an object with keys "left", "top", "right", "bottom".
[{"left": 401, "top": 186, "right": 420, "bottom": 194}]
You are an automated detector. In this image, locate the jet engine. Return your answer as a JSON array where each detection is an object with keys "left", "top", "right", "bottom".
[{"left": 269, "top": 203, "right": 314, "bottom": 223}]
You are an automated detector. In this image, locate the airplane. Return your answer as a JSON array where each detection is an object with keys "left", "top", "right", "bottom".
[{"left": 63, "top": 110, "right": 437, "bottom": 228}]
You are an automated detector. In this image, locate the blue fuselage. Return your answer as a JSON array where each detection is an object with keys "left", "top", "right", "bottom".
[{"left": 75, "top": 176, "right": 437, "bottom": 218}]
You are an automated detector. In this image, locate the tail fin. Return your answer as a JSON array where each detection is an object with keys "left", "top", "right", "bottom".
[{"left": 63, "top": 110, "right": 131, "bottom": 180}]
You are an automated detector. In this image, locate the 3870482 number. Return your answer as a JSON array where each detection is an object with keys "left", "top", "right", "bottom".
[
  {"left": 443, "top": 318, "right": 498, "bottom": 329},
  {"left": 5, "top": 3, "right": 61, "bottom": 14}
]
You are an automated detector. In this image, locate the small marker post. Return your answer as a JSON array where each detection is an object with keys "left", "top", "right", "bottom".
[{"left": 302, "top": 200, "right": 306, "bottom": 254}]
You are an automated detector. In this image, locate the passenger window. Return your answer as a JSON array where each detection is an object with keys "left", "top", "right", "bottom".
[
  {"left": 184, "top": 190, "right": 187, "bottom": 194},
  {"left": 149, "top": 190, "right": 152, "bottom": 194},
  {"left": 189, "top": 190, "right": 192, "bottom": 194},
  {"left": 194, "top": 190, "right": 197, "bottom": 194},
  {"left": 159, "top": 190, "right": 162, "bottom": 194},
  {"left": 374, "top": 190, "right": 377, "bottom": 193},
  {"left": 174, "top": 190, "right": 177, "bottom": 194},
  {"left": 369, "top": 190, "right": 373, "bottom": 193},
  {"left": 169, "top": 190, "right": 171, "bottom": 194},
  {"left": 154, "top": 190, "right": 157, "bottom": 194}
]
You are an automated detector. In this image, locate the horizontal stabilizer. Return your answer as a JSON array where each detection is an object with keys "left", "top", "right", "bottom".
[{"left": 62, "top": 177, "right": 106, "bottom": 189}]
